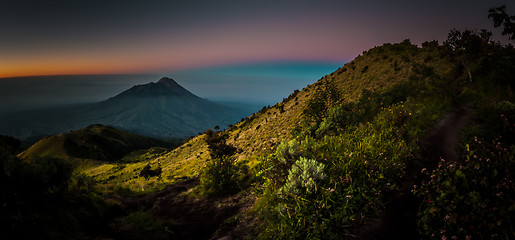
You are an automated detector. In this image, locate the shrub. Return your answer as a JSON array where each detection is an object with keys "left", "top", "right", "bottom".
[
  {"left": 139, "top": 163, "right": 162, "bottom": 179},
  {"left": 280, "top": 157, "right": 326, "bottom": 196},
  {"left": 205, "top": 129, "right": 236, "bottom": 159},
  {"left": 415, "top": 137, "right": 515, "bottom": 239},
  {"left": 200, "top": 156, "right": 239, "bottom": 196}
]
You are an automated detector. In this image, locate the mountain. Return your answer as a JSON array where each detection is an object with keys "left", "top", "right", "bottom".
[
  {"left": 0, "top": 77, "right": 248, "bottom": 140},
  {"left": 19, "top": 124, "right": 167, "bottom": 162}
]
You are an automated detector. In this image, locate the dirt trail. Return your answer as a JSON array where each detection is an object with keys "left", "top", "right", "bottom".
[
  {"left": 357, "top": 106, "right": 474, "bottom": 240},
  {"left": 112, "top": 178, "right": 247, "bottom": 240}
]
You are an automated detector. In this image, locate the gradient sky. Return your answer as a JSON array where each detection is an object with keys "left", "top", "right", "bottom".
[{"left": 1, "top": 0, "right": 513, "bottom": 78}]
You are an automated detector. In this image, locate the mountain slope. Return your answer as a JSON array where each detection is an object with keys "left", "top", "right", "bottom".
[
  {"left": 0, "top": 77, "right": 247, "bottom": 140},
  {"left": 224, "top": 41, "right": 455, "bottom": 159},
  {"left": 19, "top": 124, "right": 167, "bottom": 162}
]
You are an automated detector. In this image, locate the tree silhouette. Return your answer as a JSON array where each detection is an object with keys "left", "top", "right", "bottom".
[
  {"left": 444, "top": 29, "right": 492, "bottom": 82},
  {"left": 489, "top": 5, "right": 515, "bottom": 40}
]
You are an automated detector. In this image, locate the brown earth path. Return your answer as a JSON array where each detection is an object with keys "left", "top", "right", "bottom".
[
  {"left": 112, "top": 178, "right": 250, "bottom": 240},
  {"left": 357, "top": 106, "right": 474, "bottom": 240}
]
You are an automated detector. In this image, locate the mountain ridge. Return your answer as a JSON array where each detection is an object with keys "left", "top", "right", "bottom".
[
  {"left": 0, "top": 77, "right": 249, "bottom": 140},
  {"left": 19, "top": 124, "right": 168, "bottom": 163}
]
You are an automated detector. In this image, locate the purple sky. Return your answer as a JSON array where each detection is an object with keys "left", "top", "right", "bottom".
[{"left": 0, "top": 0, "right": 513, "bottom": 78}]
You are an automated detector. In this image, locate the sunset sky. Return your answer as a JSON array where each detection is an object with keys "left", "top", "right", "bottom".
[{"left": 1, "top": 0, "right": 513, "bottom": 78}]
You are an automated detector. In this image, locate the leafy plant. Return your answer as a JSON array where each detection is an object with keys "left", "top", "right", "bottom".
[
  {"left": 280, "top": 157, "right": 326, "bottom": 196},
  {"left": 200, "top": 156, "right": 239, "bottom": 196}
]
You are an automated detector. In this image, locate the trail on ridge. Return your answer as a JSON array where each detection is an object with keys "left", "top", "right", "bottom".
[{"left": 358, "top": 106, "right": 474, "bottom": 240}]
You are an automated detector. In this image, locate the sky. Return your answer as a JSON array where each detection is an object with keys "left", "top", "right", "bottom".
[
  {"left": 1, "top": 0, "right": 513, "bottom": 78},
  {"left": 0, "top": 0, "right": 513, "bottom": 113}
]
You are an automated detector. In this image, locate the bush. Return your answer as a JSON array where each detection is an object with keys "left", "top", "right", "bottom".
[
  {"left": 200, "top": 156, "right": 240, "bottom": 196},
  {"left": 205, "top": 129, "right": 236, "bottom": 159},
  {"left": 415, "top": 136, "right": 515, "bottom": 239},
  {"left": 280, "top": 157, "right": 326, "bottom": 196},
  {"left": 139, "top": 163, "right": 162, "bottom": 179}
]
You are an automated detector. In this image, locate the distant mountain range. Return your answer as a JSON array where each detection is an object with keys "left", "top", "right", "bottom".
[{"left": 0, "top": 77, "right": 250, "bottom": 141}]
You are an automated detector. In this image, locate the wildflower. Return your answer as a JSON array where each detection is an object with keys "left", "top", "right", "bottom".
[
  {"left": 421, "top": 168, "right": 427, "bottom": 173},
  {"left": 328, "top": 188, "right": 335, "bottom": 193}
]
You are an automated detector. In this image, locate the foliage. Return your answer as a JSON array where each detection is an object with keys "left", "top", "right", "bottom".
[
  {"left": 200, "top": 128, "right": 242, "bottom": 196},
  {"left": 280, "top": 157, "right": 326, "bottom": 196},
  {"left": 139, "top": 163, "right": 162, "bottom": 179},
  {"left": 205, "top": 129, "right": 237, "bottom": 159},
  {"left": 255, "top": 66, "right": 452, "bottom": 238},
  {"left": 304, "top": 80, "right": 341, "bottom": 122},
  {"left": 415, "top": 137, "right": 515, "bottom": 239},
  {"left": 0, "top": 135, "right": 21, "bottom": 154},
  {"left": 445, "top": 29, "right": 492, "bottom": 55},
  {"left": 415, "top": 100, "right": 515, "bottom": 240},
  {"left": 200, "top": 156, "right": 241, "bottom": 196},
  {"left": 489, "top": 5, "right": 515, "bottom": 40},
  {"left": 0, "top": 150, "right": 125, "bottom": 239}
]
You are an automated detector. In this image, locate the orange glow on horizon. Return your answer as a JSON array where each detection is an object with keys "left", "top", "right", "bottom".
[{"left": 0, "top": 59, "right": 155, "bottom": 78}]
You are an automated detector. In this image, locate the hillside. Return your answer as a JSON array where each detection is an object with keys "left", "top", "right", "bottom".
[
  {"left": 225, "top": 40, "right": 455, "bottom": 159},
  {"left": 19, "top": 124, "right": 167, "bottom": 165},
  {"left": 3, "top": 32, "right": 515, "bottom": 239},
  {"left": 0, "top": 77, "right": 249, "bottom": 140}
]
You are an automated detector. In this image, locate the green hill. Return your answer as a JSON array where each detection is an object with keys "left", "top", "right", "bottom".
[{"left": 19, "top": 124, "right": 167, "bottom": 164}]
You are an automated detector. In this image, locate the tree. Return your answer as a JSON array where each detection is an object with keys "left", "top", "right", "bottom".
[
  {"left": 444, "top": 29, "right": 492, "bottom": 82},
  {"left": 204, "top": 129, "right": 236, "bottom": 159},
  {"left": 488, "top": 5, "right": 515, "bottom": 40}
]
